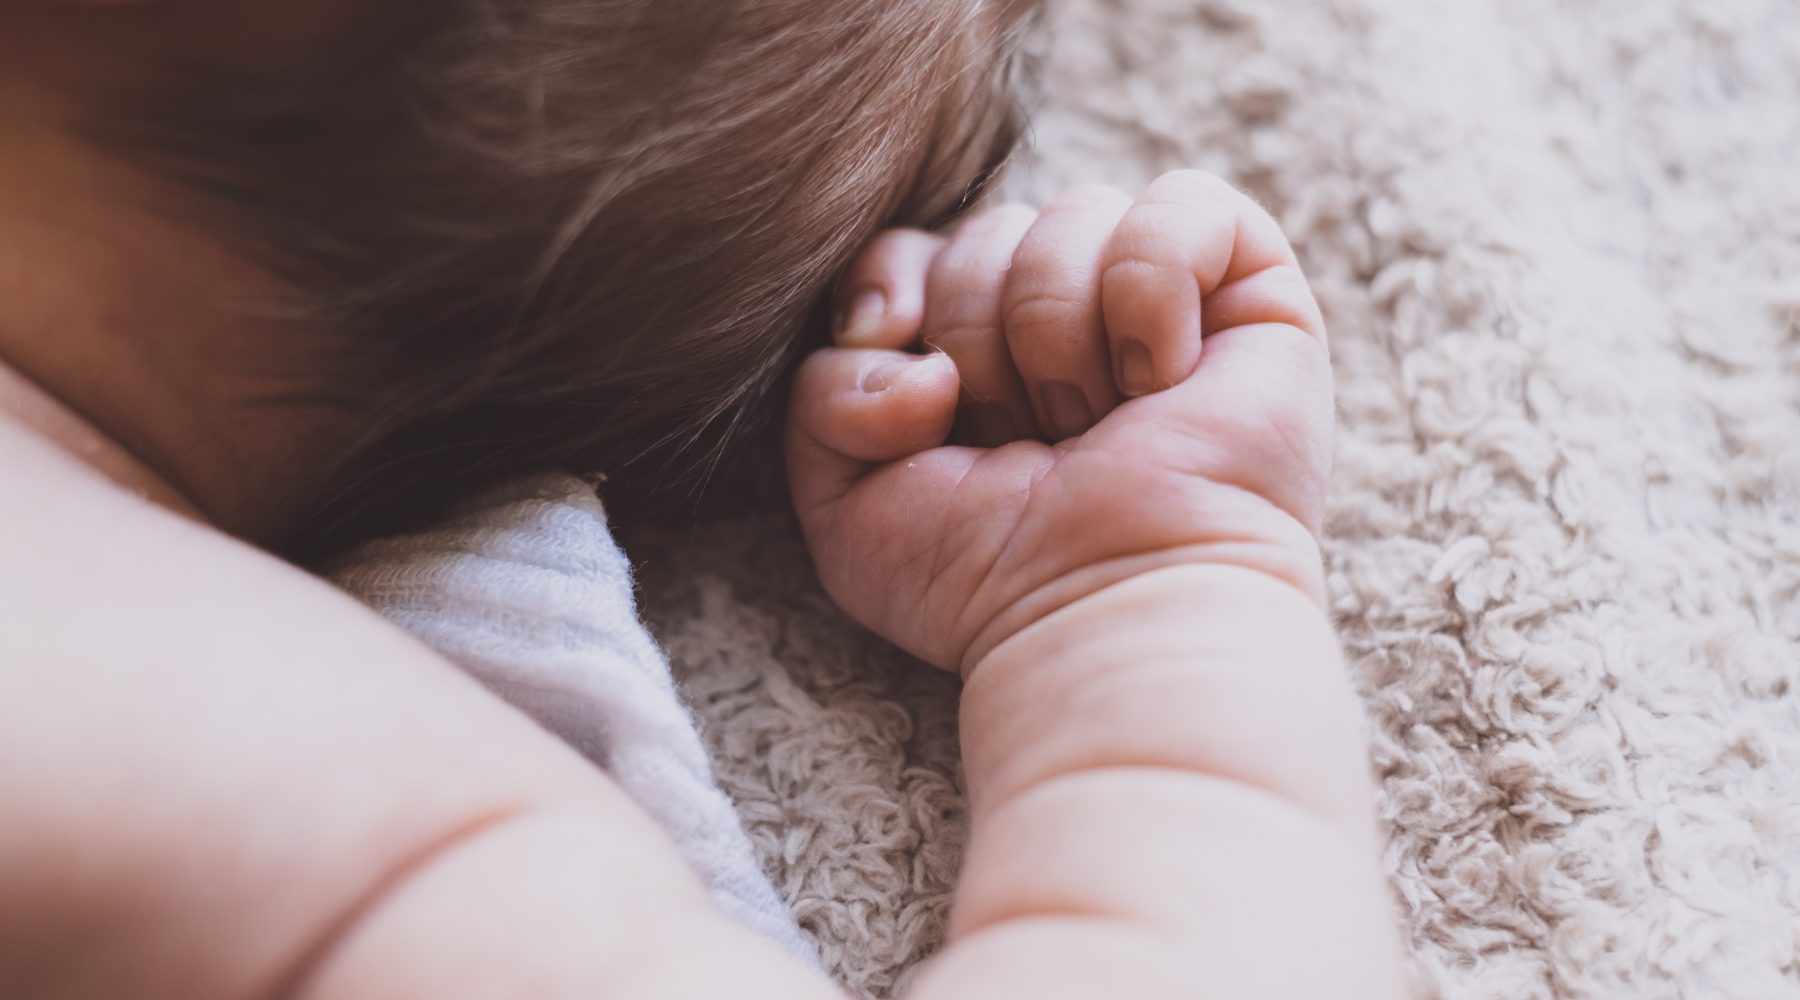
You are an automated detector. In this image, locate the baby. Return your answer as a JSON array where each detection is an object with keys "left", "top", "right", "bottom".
[{"left": 0, "top": 1, "right": 1405, "bottom": 997}]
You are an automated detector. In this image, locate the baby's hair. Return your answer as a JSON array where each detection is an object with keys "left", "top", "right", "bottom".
[{"left": 105, "top": 0, "right": 1038, "bottom": 550}]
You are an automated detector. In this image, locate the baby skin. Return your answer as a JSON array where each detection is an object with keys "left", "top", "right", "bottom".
[
  {"left": 0, "top": 172, "right": 1403, "bottom": 997},
  {"left": 792, "top": 169, "right": 1404, "bottom": 996}
]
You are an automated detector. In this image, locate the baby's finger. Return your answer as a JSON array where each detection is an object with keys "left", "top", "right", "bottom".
[
  {"left": 833, "top": 229, "right": 946, "bottom": 349},
  {"left": 922, "top": 203, "right": 1041, "bottom": 447},
  {"left": 1100, "top": 170, "right": 1298, "bottom": 397},
  {"left": 1201, "top": 262, "right": 1327, "bottom": 343},
  {"left": 1001, "top": 185, "right": 1133, "bottom": 440},
  {"left": 785, "top": 347, "right": 960, "bottom": 519}
]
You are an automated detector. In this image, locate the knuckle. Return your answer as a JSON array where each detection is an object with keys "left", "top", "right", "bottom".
[
  {"left": 924, "top": 267, "right": 1007, "bottom": 331},
  {"left": 987, "top": 200, "right": 1041, "bottom": 224},
  {"left": 1042, "top": 183, "right": 1130, "bottom": 217},
  {"left": 1108, "top": 226, "right": 1186, "bottom": 272},
  {"left": 1111, "top": 198, "right": 1220, "bottom": 262},
  {"left": 1002, "top": 292, "right": 1090, "bottom": 343},
  {"left": 922, "top": 320, "right": 1001, "bottom": 353},
  {"left": 1135, "top": 171, "right": 1266, "bottom": 229},
  {"left": 1002, "top": 242, "right": 1081, "bottom": 300},
  {"left": 955, "top": 201, "right": 1038, "bottom": 241},
  {"left": 1100, "top": 249, "right": 1184, "bottom": 292},
  {"left": 926, "top": 246, "right": 994, "bottom": 305},
  {"left": 935, "top": 217, "right": 1030, "bottom": 282},
  {"left": 1148, "top": 168, "right": 1233, "bottom": 200}
]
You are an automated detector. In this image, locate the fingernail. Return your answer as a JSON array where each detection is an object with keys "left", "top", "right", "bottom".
[
  {"left": 963, "top": 403, "right": 1019, "bottom": 448},
  {"left": 860, "top": 353, "right": 942, "bottom": 393},
  {"left": 1041, "top": 381, "right": 1094, "bottom": 438},
  {"left": 1118, "top": 339, "right": 1155, "bottom": 397},
  {"left": 860, "top": 359, "right": 908, "bottom": 393},
  {"left": 838, "top": 288, "right": 887, "bottom": 345}
]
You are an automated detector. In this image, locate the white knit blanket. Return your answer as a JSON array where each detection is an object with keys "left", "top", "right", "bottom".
[{"left": 328, "top": 475, "right": 814, "bottom": 964}]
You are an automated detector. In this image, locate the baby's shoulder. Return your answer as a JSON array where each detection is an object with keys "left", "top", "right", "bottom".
[{"left": 0, "top": 406, "right": 419, "bottom": 680}]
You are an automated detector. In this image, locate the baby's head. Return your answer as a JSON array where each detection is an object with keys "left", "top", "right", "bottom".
[{"left": 104, "top": 0, "right": 1037, "bottom": 547}]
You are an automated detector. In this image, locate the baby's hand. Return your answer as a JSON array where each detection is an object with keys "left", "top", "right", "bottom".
[
  {"left": 790, "top": 172, "right": 1398, "bottom": 999},
  {"left": 788, "top": 170, "right": 1333, "bottom": 675}
]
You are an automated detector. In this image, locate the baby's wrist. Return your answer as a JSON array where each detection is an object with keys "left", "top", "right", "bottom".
[
  {"left": 957, "top": 512, "right": 1329, "bottom": 679},
  {"left": 958, "top": 559, "right": 1376, "bottom": 841}
]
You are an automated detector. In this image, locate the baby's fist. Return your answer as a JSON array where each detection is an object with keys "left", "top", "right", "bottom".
[{"left": 789, "top": 171, "right": 1333, "bottom": 673}]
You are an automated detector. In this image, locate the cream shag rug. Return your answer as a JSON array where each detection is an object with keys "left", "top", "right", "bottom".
[{"left": 630, "top": 1, "right": 1800, "bottom": 996}]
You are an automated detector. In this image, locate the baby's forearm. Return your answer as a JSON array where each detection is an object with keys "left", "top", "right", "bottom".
[{"left": 914, "top": 563, "right": 1405, "bottom": 999}]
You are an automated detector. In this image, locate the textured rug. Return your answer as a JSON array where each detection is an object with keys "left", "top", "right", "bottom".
[{"left": 629, "top": 1, "right": 1800, "bottom": 996}]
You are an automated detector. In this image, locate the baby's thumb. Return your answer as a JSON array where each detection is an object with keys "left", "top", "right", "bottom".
[{"left": 785, "top": 348, "right": 959, "bottom": 518}]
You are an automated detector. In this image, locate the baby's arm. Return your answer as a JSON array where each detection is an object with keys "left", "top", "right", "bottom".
[
  {"left": 790, "top": 171, "right": 1406, "bottom": 997},
  {"left": 925, "top": 569, "right": 1398, "bottom": 996},
  {"left": 0, "top": 407, "right": 838, "bottom": 1000}
]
